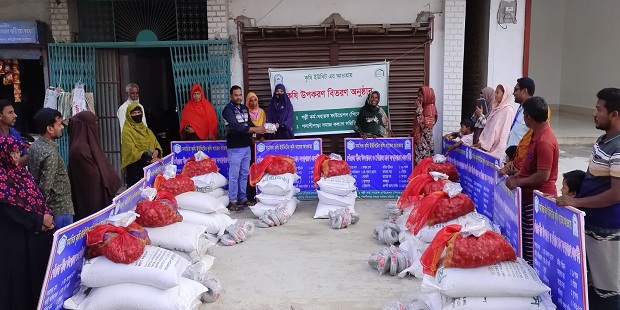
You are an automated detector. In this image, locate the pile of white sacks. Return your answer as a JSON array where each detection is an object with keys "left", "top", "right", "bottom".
[
  {"left": 191, "top": 168, "right": 230, "bottom": 207},
  {"left": 251, "top": 173, "right": 300, "bottom": 226},
  {"left": 378, "top": 187, "right": 556, "bottom": 309},
  {"left": 65, "top": 211, "right": 221, "bottom": 310},
  {"left": 314, "top": 174, "right": 357, "bottom": 219}
]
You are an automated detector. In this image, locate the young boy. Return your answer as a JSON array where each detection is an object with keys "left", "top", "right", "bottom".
[
  {"left": 505, "top": 145, "right": 517, "bottom": 163},
  {"left": 560, "top": 170, "right": 586, "bottom": 197},
  {"left": 444, "top": 119, "right": 474, "bottom": 156}
]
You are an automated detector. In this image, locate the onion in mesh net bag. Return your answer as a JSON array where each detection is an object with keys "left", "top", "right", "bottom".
[
  {"left": 86, "top": 222, "right": 151, "bottom": 264},
  {"left": 405, "top": 187, "right": 474, "bottom": 235},
  {"left": 419, "top": 224, "right": 517, "bottom": 276}
]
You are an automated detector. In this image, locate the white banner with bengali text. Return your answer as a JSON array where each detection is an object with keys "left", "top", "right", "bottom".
[{"left": 268, "top": 62, "right": 389, "bottom": 136}]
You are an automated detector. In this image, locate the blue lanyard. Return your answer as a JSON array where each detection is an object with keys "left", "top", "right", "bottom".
[
  {"left": 230, "top": 102, "right": 246, "bottom": 123},
  {"left": 510, "top": 106, "right": 522, "bottom": 130}
]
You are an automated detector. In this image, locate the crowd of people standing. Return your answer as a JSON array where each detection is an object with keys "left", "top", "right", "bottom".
[{"left": 0, "top": 73, "right": 617, "bottom": 308}]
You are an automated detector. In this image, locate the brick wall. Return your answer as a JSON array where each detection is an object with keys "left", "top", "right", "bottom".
[
  {"left": 207, "top": 0, "right": 229, "bottom": 39},
  {"left": 442, "top": 0, "right": 466, "bottom": 133},
  {"left": 49, "top": 0, "right": 72, "bottom": 43}
]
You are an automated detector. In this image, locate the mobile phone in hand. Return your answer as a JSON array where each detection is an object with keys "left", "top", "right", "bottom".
[{"left": 476, "top": 98, "right": 488, "bottom": 115}]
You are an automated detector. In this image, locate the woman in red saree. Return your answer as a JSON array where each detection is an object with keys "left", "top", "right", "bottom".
[
  {"left": 180, "top": 84, "right": 219, "bottom": 141},
  {"left": 412, "top": 86, "right": 438, "bottom": 165}
]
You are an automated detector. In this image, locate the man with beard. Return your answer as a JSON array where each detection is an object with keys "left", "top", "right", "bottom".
[
  {"left": 557, "top": 88, "right": 620, "bottom": 309},
  {"left": 28, "top": 108, "right": 75, "bottom": 229},
  {"left": 117, "top": 83, "right": 147, "bottom": 132}
]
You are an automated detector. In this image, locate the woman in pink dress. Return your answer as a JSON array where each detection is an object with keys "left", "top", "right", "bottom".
[{"left": 475, "top": 84, "right": 515, "bottom": 160}]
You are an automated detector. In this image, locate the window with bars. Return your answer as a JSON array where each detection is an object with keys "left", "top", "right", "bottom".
[{"left": 77, "top": 0, "right": 209, "bottom": 42}]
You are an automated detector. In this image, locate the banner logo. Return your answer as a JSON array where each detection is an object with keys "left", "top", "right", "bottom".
[
  {"left": 347, "top": 140, "right": 356, "bottom": 151},
  {"left": 173, "top": 144, "right": 181, "bottom": 154}
]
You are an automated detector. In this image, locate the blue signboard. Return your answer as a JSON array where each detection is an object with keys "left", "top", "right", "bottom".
[
  {"left": 255, "top": 138, "right": 322, "bottom": 199},
  {"left": 0, "top": 21, "right": 39, "bottom": 44},
  {"left": 493, "top": 177, "right": 522, "bottom": 257},
  {"left": 171, "top": 140, "right": 229, "bottom": 178},
  {"left": 533, "top": 192, "right": 588, "bottom": 310},
  {"left": 143, "top": 154, "right": 174, "bottom": 187},
  {"left": 112, "top": 178, "right": 146, "bottom": 215},
  {"left": 443, "top": 139, "right": 500, "bottom": 219},
  {"left": 38, "top": 205, "right": 116, "bottom": 310},
  {"left": 345, "top": 138, "right": 413, "bottom": 199}
]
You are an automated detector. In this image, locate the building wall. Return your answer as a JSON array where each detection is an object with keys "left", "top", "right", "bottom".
[
  {"left": 559, "top": 0, "right": 620, "bottom": 111},
  {"left": 48, "top": 0, "right": 74, "bottom": 43},
  {"left": 440, "top": 0, "right": 466, "bottom": 136},
  {"left": 486, "top": 0, "right": 525, "bottom": 90},
  {"left": 229, "top": 0, "right": 442, "bottom": 26},
  {"left": 529, "top": 0, "right": 620, "bottom": 113},
  {"left": 228, "top": 0, "right": 465, "bottom": 153},
  {"left": 0, "top": 0, "right": 51, "bottom": 24},
  {"left": 528, "top": 0, "right": 565, "bottom": 110},
  {"left": 207, "top": 0, "right": 229, "bottom": 39}
]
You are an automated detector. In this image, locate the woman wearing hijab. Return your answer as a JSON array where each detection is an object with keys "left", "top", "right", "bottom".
[
  {"left": 246, "top": 91, "right": 266, "bottom": 202},
  {"left": 180, "top": 84, "right": 219, "bottom": 141},
  {"left": 355, "top": 91, "right": 390, "bottom": 138},
  {"left": 122, "top": 103, "right": 162, "bottom": 187},
  {"left": 412, "top": 86, "right": 438, "bottom": 165},
  {"left": 246, "top": 92, "right": 266, "bottom": 141},
  {"left": 265, "top": 84, "right": 294, "bottom": 140},
  {"left": 471, "top": 87, "right": 495, "bottom": 144},
  {"left": 475, "top": 84, "right": 516, "bottom": 160},
  {"left": 0, "top": 135, "right": 54, "bottom": 309},
  {"left": 69, "top": 111, "right": 122, "bottom": 220}
]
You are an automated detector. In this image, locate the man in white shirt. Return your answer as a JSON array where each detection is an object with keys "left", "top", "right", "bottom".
[
  {"left": 506, "top": 77, "right": 535, "bottom": 147},
  {"left": 117, "top": 83, "right": 147, "bottom": 132}
]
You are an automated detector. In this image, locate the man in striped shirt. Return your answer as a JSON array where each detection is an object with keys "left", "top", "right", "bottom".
[{"left": 557, "top": 87, "right": 620, "bottom": 309}]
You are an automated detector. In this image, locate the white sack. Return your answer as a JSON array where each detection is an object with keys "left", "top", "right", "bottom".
[
  {"left": 192, "top": 172, "right": 228, "bottom": 192},
  {"left": 314, "top": 201, "right": 356, "bottom": 219},
  {"left": 317, "top": 175, "right": 357, "bottom": 196},
  {"left": 256, "top": 187, "right": 300, "bottom": 206},
  {"left": 250, "top": 197, "right": 299, "bottom": 218},
  {"left": 419, "top": 292, "right": 556, "bottom": 310},
  {"left": 81, "top": 246, "right": 189, "bottom": 289},
  {"left": 317, "top": 190, "right": 356, "bottom": 207},
  {"left": 176, "top": 191, "right": 228, "bottom": 214},
  {"left": 64, "top": 277, "right": 207, "bottom": 310},
  {"left": 423, "top": 258, "right": 551, "bottom": 298},
  {"left": 256, "top": 173, "right": 300, "bottom": 195},
  {"left": 179, "top": 209, "right": 236, "bottom": 236},
  {"left": 145, "top": 222, "right": 214, "bottom": 254}
]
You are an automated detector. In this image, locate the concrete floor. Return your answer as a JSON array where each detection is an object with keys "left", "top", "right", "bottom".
[
  {"left": 202, "top": 199, "right": 419, "bottom": 310},
  {"left": 551, "top": 111, "right": 599, "bottom": 145},
  {"left": 199, "top": 111, "right": 599, "bottom": 310},
  {"left": 199, "top": 143, "right": 594, "bottom": 310}
]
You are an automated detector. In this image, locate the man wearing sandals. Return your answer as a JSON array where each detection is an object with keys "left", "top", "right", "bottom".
[{"left": 222, "top": 85, "right": 266, "bottom": 211}]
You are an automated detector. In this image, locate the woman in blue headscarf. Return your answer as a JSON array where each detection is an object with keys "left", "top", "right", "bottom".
[{"left": 265, "top": 84, "right": 294, "bottom": 140}]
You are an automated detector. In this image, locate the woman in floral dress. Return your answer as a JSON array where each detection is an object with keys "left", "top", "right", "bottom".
[{"left": 412, "top": 86, "right": 438, "bottom": 165}]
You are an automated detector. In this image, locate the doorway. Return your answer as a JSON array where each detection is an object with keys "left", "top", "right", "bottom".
[
  {"left": 462, "top": 0, "right": 490, "bottom": 119},
  {"left": 120, "top": 48, "right": 179, "bottom": 155}
]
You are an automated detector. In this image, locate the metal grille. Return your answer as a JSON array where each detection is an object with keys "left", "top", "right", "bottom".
[
  {"left": 95, "top": 50, "right": 122, "bottom": 175},
  {"left": 78, "top": 0, "right": 209, "bottom": 42},
  {"left": 170, "top": 41, "right": 231, "bottom": 138},
  {"left": 48, "top": 44, "right": 96, "bottom": 165}
]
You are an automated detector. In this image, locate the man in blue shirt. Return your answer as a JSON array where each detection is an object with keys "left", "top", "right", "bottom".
[
  {"left": 222, "top": 85, "right": 266, "bottom": 211},
  {"left": 0, "top": 100, "right": 27, "bottom": 166}
]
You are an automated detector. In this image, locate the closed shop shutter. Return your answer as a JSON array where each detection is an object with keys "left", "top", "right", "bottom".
[{"left": 242, "top": 25, "right": 429, "bottom": 153}]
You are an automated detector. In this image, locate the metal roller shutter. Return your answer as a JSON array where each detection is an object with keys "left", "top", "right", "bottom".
[{"left": 241, "top": 25, "right": 430, "bottom": 154}]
